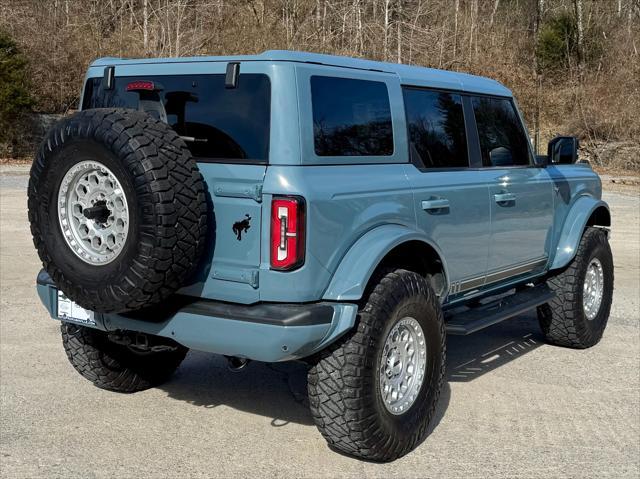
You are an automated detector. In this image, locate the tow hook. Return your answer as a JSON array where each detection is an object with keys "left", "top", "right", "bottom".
[{"left": 225, "top": 355, "right": 250, "bottom": 372}]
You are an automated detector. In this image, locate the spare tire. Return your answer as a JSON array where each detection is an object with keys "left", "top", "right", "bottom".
[{"left": 28, "top": 108, "right": 207, "bottom": 313}]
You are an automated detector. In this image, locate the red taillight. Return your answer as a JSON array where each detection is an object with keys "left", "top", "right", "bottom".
[
  {"left": 126, "top": 81, "right": 155, "bottom": 91},
  {"left": 271, "top": 197, "right": 305, "bottom": 270}
]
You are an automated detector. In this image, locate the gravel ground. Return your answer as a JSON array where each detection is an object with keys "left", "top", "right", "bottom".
[{"left": 1, "top": 165, "right": 638, "bottom": 478}]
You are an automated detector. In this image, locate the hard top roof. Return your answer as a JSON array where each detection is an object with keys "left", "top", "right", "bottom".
[{"left": 90, "top": 50, "right": 512, "bottom": 97}]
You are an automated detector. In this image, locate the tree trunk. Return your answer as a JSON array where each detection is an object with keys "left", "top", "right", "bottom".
[
  {"left": 533, "top": 0, "right": 545, "bottom": 153},
  {"left": 383, "top": 0, "right": 391, "bottom": 61},
  {"left": 453, "top": 0, "right": 459, "bottom": 62},
  {"left": 355, "top": 0, "right": 364, "bottom": 54},
  {"left": 396, "top": 0, "right": 402, "bottom": 63},
  {"left": 489, "top": 0, "right": 500, "bottom": 28},
  {"left": 469, "top": 0, "right": 478, "bottom": 62},
  {"left": 574, "top": 0, "right": 585, "bottom": 70},
  {"left": 143, "top": 0, "right": 149, "bottom": 53}
]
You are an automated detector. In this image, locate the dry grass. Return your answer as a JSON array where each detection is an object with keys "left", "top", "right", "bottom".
[{"left": 1, "top": 1, "right": 638, "bottom": 168}]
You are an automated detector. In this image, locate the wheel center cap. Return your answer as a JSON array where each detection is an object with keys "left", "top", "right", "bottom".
[{"left": 83, "top": 200, "right": 111, "bottom": 224}]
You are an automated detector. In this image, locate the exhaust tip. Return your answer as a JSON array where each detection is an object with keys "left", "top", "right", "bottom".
[{"left": 225, "top": 356, "right": 250, "bottom": 372}]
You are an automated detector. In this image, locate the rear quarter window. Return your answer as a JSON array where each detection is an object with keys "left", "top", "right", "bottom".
[
  {"left": 310, "top": 76, "right": 393, "bottom": 157},
  {"left": 83, "top": 74, "right": 271, "bottom": 163}
]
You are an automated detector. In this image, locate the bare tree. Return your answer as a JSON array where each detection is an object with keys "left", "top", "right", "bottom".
[
  {"left": 574, "top": 0, "right": 585, "bottom": 69},
  {"left": 383, "top": 0, "right": 391, "bottom": 60},
  {"left": 453, "top": 0, "right": 459, "bottom": 62},
  {"left": 1, "top": 0, "right": 639, "bottom": 162},
  {"left": 533, "top": 0, "right": 546, "bottom": 153},
  {"left": 489, "top": 0, "right": 500, "bottom": 28},
  {"left": 396, "top": 0, "right": 402, "bottom": 63},
  {"left": 143, "top": 0, "right": 149, "bottom": 53},
  {"left": 469, "top": 0, "right": 478, "bottom": 62}
]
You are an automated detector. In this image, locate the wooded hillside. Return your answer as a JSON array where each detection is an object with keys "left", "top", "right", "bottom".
[{"left": 1, "top": 0, "right": 639, "bottom": 169}]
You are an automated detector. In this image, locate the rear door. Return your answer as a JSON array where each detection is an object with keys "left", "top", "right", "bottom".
[
  {"left": 402, "top": 87, "right": 491, "bottom": 298},
  {"left": 83, "top": 65, "right": 271, "bottom": 303}
]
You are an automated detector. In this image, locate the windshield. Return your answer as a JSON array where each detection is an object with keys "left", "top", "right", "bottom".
[{"left": 83, "top": 73, "right": 271, "bottom": 163}]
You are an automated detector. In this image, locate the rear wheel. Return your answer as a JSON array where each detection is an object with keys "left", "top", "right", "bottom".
[
  {"left": 307, "top": 269, "right": 445, "bottom": 462},
  {"left": 61, "top": 323, "right": 188, "bottom": 393},
  {"left": 537, "top": 227, "right": 614, "bottom": 348}
]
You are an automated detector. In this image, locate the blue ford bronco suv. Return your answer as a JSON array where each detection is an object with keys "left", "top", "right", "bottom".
[{"left": 29, "top": 51, "right": 613, "bottom": 462}]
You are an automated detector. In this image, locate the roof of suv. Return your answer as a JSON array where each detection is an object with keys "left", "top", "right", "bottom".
[{"left": 90, "top": 50, "right": 512, "bottom": 97}]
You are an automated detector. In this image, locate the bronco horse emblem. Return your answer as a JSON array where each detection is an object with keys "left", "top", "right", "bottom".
[{"left": 232, "top": 214, "right": 251, "bottom": 241}]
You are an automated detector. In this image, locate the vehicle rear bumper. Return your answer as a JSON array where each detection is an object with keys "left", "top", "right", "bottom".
[{"left": 36, "top": 270, "right": 358, "bottom": 362}]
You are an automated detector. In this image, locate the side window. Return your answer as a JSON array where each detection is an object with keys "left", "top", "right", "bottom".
[
  {"left": 311, "top": 76, "right": 393, "bottom": 156},
  {"left": 403, "top": 88, "right": 468, "bottom": 168},
  {"left": 471, "top": 96, "right": 532, "bottom": 167}
]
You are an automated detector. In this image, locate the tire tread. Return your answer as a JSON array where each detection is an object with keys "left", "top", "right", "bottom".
[
  {"left": 538, "top": 227, "right": 614, "bottom": 348},
  {"left": 307, "top": 269, "right": 446, "bottom": 462}
]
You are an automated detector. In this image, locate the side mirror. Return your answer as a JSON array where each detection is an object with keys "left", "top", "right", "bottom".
[{"left": 547, "top": 136, "right": 579, "bottom": 164}]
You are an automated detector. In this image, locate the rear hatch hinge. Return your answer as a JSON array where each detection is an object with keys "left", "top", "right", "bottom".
[
  {"left": 213, "top": 181, "right": 263, "bottom": 203},
  {"left": 212, "top": 266, "right": 259, "bottom": 289}
]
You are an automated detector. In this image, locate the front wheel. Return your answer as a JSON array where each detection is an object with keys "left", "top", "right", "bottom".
[
  {"left": 537, "top": 227, "right": 614, "bottom": 348},
  {"left": 307, "top": 269, "right": 445, "bottom": 462}
]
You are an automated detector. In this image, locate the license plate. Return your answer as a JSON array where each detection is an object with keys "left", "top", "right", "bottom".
[{"left": 57, "top": 291, "right": 96, "bottom": 326}]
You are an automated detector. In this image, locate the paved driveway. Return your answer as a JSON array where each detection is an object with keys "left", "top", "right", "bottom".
[{"left": 1, "top": 165, "right": 638, "bottom": 478}]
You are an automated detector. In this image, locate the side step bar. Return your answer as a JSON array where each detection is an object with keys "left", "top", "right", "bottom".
[{"left": 445, "top": 284, "right": 555, "bottom": 335}]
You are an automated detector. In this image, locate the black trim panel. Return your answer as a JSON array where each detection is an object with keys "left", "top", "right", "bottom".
[
  {"left": 181, "top": 301, "right": 333, "bottom": 327},
  {"left": 195, "top": 157, "right": 267, "bottom": 165},
  {"left": 36, "top": 269, "right": 334, "bottom": 327},
  {"left": 462, "top": 95, "right": 483, "bottom": 168},
  {"left": 445, "top": 284, "right": 555, "bottom": 335}
]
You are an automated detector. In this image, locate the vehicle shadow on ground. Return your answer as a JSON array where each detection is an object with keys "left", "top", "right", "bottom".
[
  {"left": 159, "top": 312, "right": 543, "bottom": 428},
  {"left": 160, "top": 353, "right": 316, "bottom": 426},
  {"left": 446, "top": 311, "right": 545, "bottom": 382}
]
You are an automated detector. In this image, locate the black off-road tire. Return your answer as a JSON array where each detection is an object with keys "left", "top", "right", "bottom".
[
  {"left": 307, "top": 269, "right": 446, "bottom": 462},
  {"left": 28, "top": 108, "right": 207, "bottom": 313},
  {"left": 537, "top": 227, "right": 614, "bottom": 348},
  {"left": 61, "top": 323, "right": 188, "bottom": 393}
]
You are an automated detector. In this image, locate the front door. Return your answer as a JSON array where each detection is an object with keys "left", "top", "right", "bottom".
[{"left": 469, "top": 95, "right": 554, "bottom": 282}]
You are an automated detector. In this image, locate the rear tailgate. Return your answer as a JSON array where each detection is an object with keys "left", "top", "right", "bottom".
[
  {"left": 180, "top": 163, "right": 265, "bottom": 303},
  {"left": 82, "top": 65, "right": 272, "bottom": 304}
]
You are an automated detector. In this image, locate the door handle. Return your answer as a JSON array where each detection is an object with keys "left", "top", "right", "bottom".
[
  {"left": 422, "top": 199, "right": 450, "bottom": 211},
  {"left": 493, "top": 192, "right": 516, "bottom": 203}
]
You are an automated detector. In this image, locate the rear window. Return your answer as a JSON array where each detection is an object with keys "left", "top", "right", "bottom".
[
  {"left": 403, "top": 88, "right": 468, "bottom": 168},
  {"left": 83, "top": 74, "right": 271, "bottom": 163},
  {"left": 310, "top": 76, "right": 393, "bottom": 157}
]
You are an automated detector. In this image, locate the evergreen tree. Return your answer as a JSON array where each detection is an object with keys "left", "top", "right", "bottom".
[{"left": 0, "top": 30, "right": 33, "bottom": 155}]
